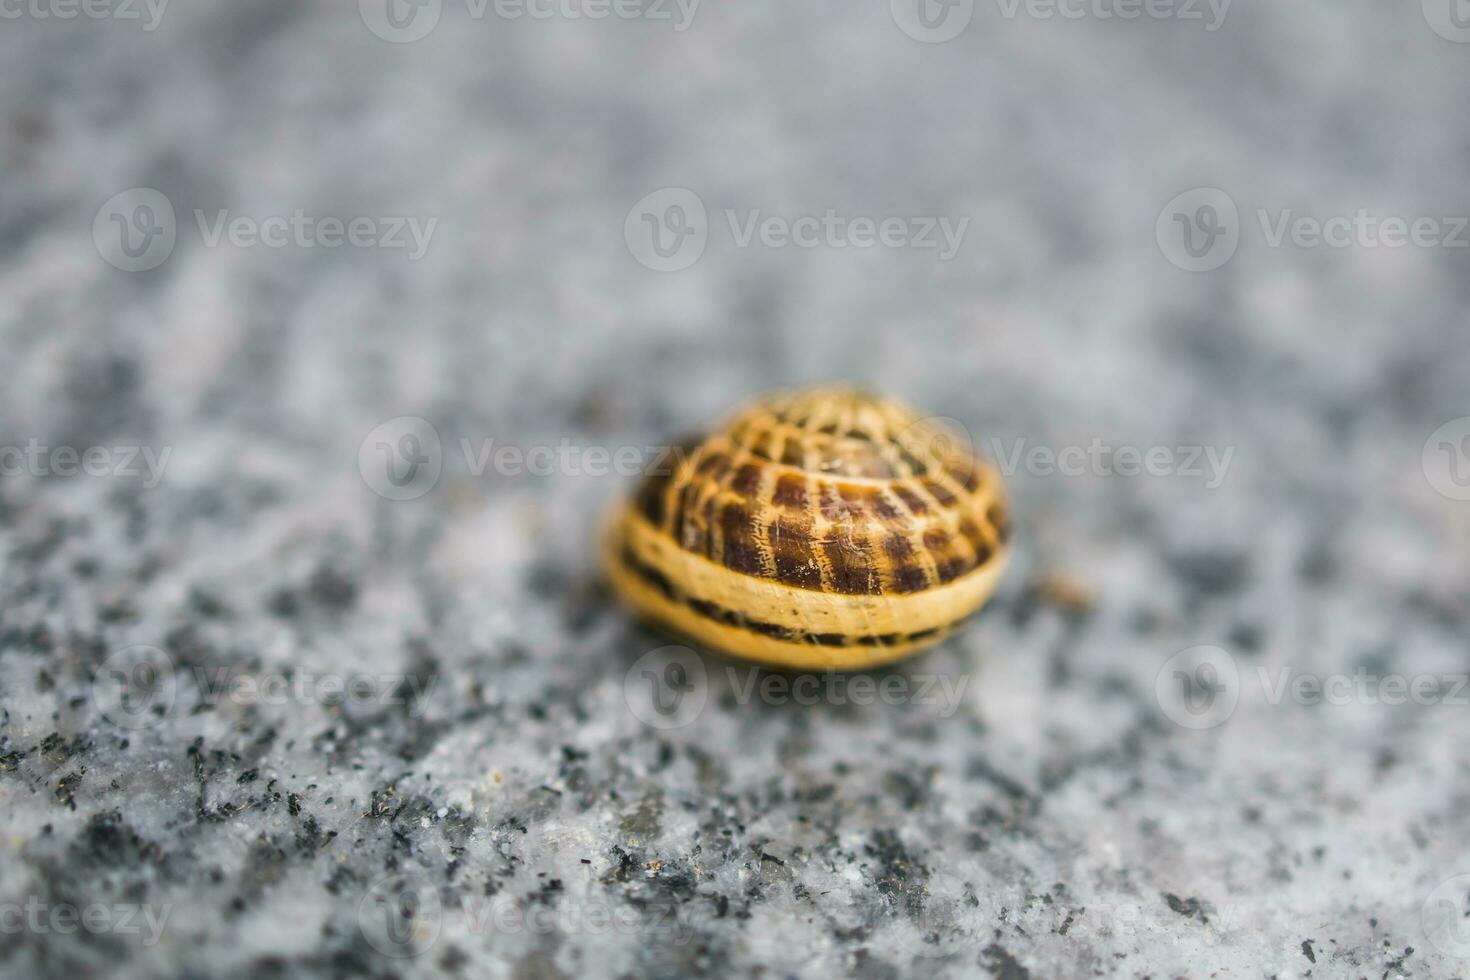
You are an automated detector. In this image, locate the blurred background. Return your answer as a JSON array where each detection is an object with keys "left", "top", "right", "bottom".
[{"left": 2, "top": 1, "right": 1469, "bottom": 977}]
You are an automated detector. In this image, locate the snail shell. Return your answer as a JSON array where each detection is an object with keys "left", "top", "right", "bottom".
[{"left": 605, "top": 386, "right": 1011, "bottom": 669}]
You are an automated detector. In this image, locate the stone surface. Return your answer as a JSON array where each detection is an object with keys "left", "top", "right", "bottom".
[{"left": 2, "top": 2, "right": 1469, "bottom": 977}]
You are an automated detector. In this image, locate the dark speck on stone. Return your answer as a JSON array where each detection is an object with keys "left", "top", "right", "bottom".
[
  {"left": 98, "top": 598, "right": 137, "bottom": 623},
  {"left": 54, "top": 770, "right": 83, "bottom": 809},
  {"left": 1228, "top": 621, "right": 1263, "bottom": 653},
  {"left": 1164, "top": 893, "right": 1210, "bottom": 924},
  {"left": 1299, "top": 540, "right": 1337, "bottom": 584},
  {"left": 71, "top": 810, "right": 158, "bottom": 870},
  {"left": 883, "top": 769, "right": 931, "bottom": 811},
  {"left": 189, "top": 588, "right": 230, "bottom": 618},
  {"left": 1167, "top": 549, "right": 1250, "bottom": 597},
  {"left": 866, "top": 830, "right": 929, "bottom": 917},
  {"left": 982, "top": 943, "right": 1031, "bottom": 979},
  {"left": 267, "top": 588, "right": 299, "bottom": 617},
  {"left": 308, "top": 566, "right": 359, "bottom": 611},
  {"left": 526, "top": 562, "right": 565, "bottom": 597}
]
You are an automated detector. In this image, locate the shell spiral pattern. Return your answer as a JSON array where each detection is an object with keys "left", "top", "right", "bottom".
[{"left": 605, "top": 387, "right": 1012, "bottom": 669}]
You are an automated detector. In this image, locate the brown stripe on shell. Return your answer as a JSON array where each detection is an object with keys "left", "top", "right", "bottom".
[
  {"left": 958, "top": 516, "right": 994, "bottom": 565},
  {"left": 769, "top": 513, "right": 824, "bottom": 590},
  {"left": 890, "top": 484, "right": 929, "bottom": 515},
  {"left": 772, "top": 473, "right": 809, "bottom": 510},
  {"left": 947, "top": 459, "right": 984, "bottom": 493},
  {"left": 616, "top": 541, "right": 956, "bottom": 650},
  {"left": 718, "top": 500, "right": 765, "bottom": 576},
  {"left": 638, "top": 433, "right": 702, "bottom": 531},
  {"left": 986, "top": 499, "right": 1012, "bottom": 545},
  {"left": 731, "top": 461, "right": 764, "bottom": 496},
  {"left": 920, "top": 477, "right": 959, "bottom": 508},
  {"left": 821, "top": 535, "right": 880, "bottom": 595},
  {"left": 634, "top": 468, "right": 673, "bottom": 527}
]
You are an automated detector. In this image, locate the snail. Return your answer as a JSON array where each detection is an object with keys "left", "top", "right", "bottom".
[{"left": 604, "top": 386, "right": 1011, "bottom": 669}]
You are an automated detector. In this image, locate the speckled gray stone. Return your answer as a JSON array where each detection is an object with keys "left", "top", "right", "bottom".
[{"left": 2, "top": 2, "right": 1470, "bottom": 978}]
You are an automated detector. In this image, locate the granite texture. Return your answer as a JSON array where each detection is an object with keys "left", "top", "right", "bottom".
[{"left": 2, "top": 2, "right": 1470, "bottom": 977}]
